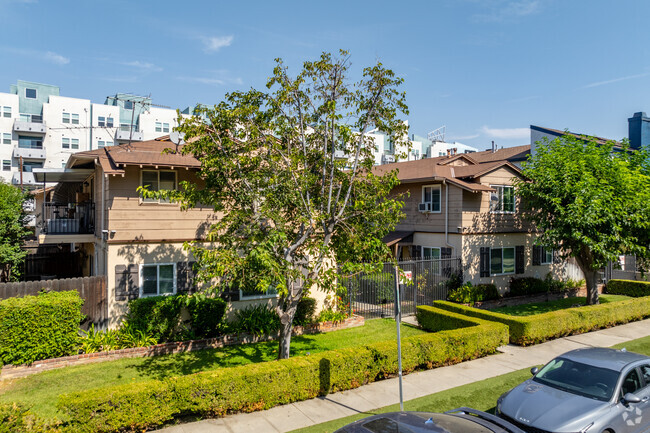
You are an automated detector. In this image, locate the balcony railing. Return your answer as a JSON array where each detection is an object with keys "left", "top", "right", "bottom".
[
  {"left": 14, "top": 115, "right": 47, "bottom": 134},
  {"left": 42, "top": 202, "right": 95, "bottom": 235}
]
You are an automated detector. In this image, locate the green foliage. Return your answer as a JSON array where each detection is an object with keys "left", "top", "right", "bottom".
[
  {"left": 447, "top": 282, "right": 499, "bottom": 304},
  {"left": 444, "top": 270, "right": 464, "bottom": 293},
  {"left": 294, "top": 296, "right": 317, "bottom": 326},
  {"left": 232, "top": 304, "right": 281, "bottom": 336},
  {"left": 124, "top": 294, "right": 227, "bottom": 343},
  {"left": 0, "top": 402, "right": 28, "bottom": 433},
  {"left": 0, "top": 291, "right": 84, "bottom": 365},
  {"left": 433, "top": 297, "right": 650, "bottom": 345},
  {"left": 605, "top": 279, "right": 650, "bottom": 297},
  {"left": 515, "top": 135, "right": 650, "bottom": 304},
  {"left": 56, "top": 314, "right": 506, "bottom": 433},
  {"left": 317, "top": 309, "right": 347, "bottom": 323},
  {"left": 141, "top": 51, "right": 410, "bottom": 357},
  {"left": 0, "top": 181, "right": 31, "bottom": 282},
  {"left": 508, "top": 277, "right": 549, "bottom": 297}
]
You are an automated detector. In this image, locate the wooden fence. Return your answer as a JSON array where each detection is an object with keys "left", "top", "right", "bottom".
[{"left": 0, "top": 276, "right": 108, "bottom": 327}]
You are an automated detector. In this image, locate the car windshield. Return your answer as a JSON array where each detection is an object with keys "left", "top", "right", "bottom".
[{"left": 533, "top": 357, "right": 619, "bottom": 401}]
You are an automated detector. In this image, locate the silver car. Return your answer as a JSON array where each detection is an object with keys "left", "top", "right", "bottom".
[{"left": 496, "top": 348, "right": 650, "bottom": 433}]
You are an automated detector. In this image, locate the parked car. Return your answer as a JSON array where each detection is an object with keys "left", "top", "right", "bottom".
[
  {"left": 496, "top": 347, "right": 650, "bottom": 433},
  {"left": 334, "top": 407, "right": 525, "bottom": 433}
]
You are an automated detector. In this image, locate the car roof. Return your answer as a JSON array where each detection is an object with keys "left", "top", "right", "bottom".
[{"left": 560, "top": 348, "right": 648, "bottom": 371}]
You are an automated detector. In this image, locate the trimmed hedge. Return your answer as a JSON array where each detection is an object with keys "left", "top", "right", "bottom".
[
  {"left": 0, "top": 291, "right": 84, "bottom": 366},
  {"left": 433, "top": 297, "right": 650, "bottom": 346},
  {"left": 56, "top": 307, "right": 507, "bottom": 432},
  {"left": 606, "top": 279, "right": 650, "bottom": 298},
  {"left": 447, "top": 282, "right": 499, "bottom": 304}
]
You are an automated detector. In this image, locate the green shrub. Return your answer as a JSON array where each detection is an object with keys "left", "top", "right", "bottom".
[
  {"left": 317, "top": 308, "right": 347, "bottom": 322},
  {"left": 447, "top": 282, "right": 499, "bottom": 304},
  {"left": 232, "top": 304, "right": 281, "bottom": 336},
  {"left": 294, "top": 297, "right": 317, "bottom": 326},
  {"left": 605, "top": 279, "right": 650, "bottom": 297},
  {"left": 0, "top": 402, "right": 27, "bottom": 433},
  {"left": 433, "top": 297, "right": 650, "bottom": 346},
  {"left": 186, "top": 296, "right": 227, "bottom": 338},
  {"left": 507, "top": 277, "right": 548, "bottom": 297},
  {"left": 0, "top": 291, "right": 84, "bottom": 365},
  {"left": 57, "top": 308, "right": 507, "bottom": 432}
]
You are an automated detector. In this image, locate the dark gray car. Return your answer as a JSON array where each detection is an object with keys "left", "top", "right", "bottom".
[
  {"left": 496, "top": 348, "right": 650, "bottom": 433},
  {"left": 334, "top": 407, "right": 525, "bottom": 433}
]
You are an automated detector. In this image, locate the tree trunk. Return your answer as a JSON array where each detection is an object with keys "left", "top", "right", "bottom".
[
  {"left": 278, "top": 294, "right": 300, "bottom": 359},
  {"left": 575, "top": 249, "right": 599, "bottom": 305}
]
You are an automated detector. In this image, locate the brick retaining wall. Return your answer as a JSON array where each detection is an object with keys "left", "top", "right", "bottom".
[{"left": 0, "top": 315, "right": 364, "bottom": 380}]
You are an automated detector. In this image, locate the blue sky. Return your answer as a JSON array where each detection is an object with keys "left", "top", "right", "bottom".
[{"left": 1, "top": 0, "right": 649, "bottom": 149}]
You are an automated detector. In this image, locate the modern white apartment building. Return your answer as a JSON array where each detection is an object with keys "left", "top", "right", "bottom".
[{"left": 0, "top": 80, "right": 184, "bottom": 187}]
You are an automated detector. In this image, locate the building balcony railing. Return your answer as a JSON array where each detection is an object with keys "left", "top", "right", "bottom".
[
  {"left": 115, "top": 128, "right": 143, "bottom": 142},
  {"left": 13, "top": 147, "right": 46, "bottom": 160},
  {"left": 12, "top": 171, "right": 37, "bottom": 186},
  {"left": 13, "top": 115, "right": 47, "bottom": 134},
  {"left": 42, "top": 202, "right": 95, "bottom": 235}
]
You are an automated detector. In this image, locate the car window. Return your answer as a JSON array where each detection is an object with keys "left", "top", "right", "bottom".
[
  {"left": 621, "top": 369, "right": 642, "bottom": 396},
  {"left": 533, "top": 357, "right": 619, "bottom": 401},
  {"left": 640, "top": 365, "right": 650, "bottom": 387}
]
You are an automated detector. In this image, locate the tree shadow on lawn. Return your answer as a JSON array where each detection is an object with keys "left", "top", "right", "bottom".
[{"left": 127, "top": 336, "right": 322, "bottom": 381}]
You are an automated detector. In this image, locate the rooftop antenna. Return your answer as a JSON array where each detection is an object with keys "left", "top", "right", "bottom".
[{"left": 427, "top": 125, "right": 446, "bottom": 143}]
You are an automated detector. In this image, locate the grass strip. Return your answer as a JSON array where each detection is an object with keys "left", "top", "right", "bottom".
[{"left": 490, "top": 294, "right": 629, "bottom": 316}]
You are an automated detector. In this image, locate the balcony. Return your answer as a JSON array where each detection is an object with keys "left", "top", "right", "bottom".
[
  {"left": 381, "top": 154, "right": 396, "bottom": 164},
  {"left": 42, "top": 202, "right": 95, "bottom": 235},
  {"left": 11, "top": 171, "right": 37, "bottom": 186},
  {"left": 13, "top": 115, "right": 46, "bottom": 135},
  {"left": 13, "top": 146, "right": 46, "bottom": 160},
  {"left": 115, "top": 126, "right": 143, "bottom": 142}
]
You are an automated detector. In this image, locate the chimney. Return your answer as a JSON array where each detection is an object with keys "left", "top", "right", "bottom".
[
  {"left": 491, "top": 141, "right": 496, "bottom": 153},
  {"left": 628, "top": 112, "right": 650, "bottom": 149}
]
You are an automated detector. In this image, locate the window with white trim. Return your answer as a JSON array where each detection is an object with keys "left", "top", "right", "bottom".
[
  {"left": 98, "top": 116, "right": 105, "bottom": 127},
  {"left": 155, "top": 122, "right": 162, "bottom": 132},
  {"left": 106, "top": 117, "right": 114, "bottom": 127},
  {"left": 541, "top": 247, "right": 553, "bottom": 265},
  {"left": 491, "top": 185, "right": 515, "bottom": 213},
  {"left": 163, "top": 122, "right": 170, "bottom": 133},
  {"left": 62, "top": 138, "right": 79, "bottom": 150},
  {"left": 419, "top": 185, "right": 441, "bottom": 213},
  {"left": 2, "top": 133, "right": 10, "bottom": 145},
  {"left": 2, "top": 106, "right": 11, "bottom": 118},
  {"left": 2, "top": 160, "right": 10, "bottom": 171},
  {"left": 491, "top": 247, "right": 515, "bottom": 275},
  {"left": 62, "top": 112, "right": 70, "bottom": 124},
  {"left": 141, "top": 170, "right": 176, "bottom": 203},
  {"left": 423, "top": 246, "right": 441, "bottom": 275},
  {"left": 140, "top": 263, "right": 175, "bottom": 296}
]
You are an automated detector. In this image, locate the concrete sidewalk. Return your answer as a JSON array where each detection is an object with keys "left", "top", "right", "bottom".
[{"left": 158, "top": 318, "right": 650, "bottom": 433}]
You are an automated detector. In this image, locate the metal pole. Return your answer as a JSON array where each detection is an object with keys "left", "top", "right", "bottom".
[{"left": 394, "top": 264, "right": 404, "bottom": 411}]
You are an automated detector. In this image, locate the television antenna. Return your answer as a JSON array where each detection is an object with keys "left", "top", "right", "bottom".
[{"left": 427, "top": 125, "right": 446, "bottom": 143}]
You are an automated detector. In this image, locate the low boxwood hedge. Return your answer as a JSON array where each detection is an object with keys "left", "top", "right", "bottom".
[
  {"left": 433, "top": 297, "right": 650, "bottom": 346},
  {"left": 605, "top": 279, "right": 650, "bottom": 297},
  {"left": 55, "top": 308, "right": 507, "bottom": 433},
  {"left": 0, "top": 291, "right": 84, "bottom": 366}
]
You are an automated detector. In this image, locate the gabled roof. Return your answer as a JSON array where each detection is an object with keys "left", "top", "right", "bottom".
[
  {"left": 372, "top": 145, "right": 528, "bottom": 193},
  {"left": 530, "top": 125, "right": 620, "bottom": 147},
  {"left": 68, "top": 138, "right": 200, "bottom": 175}
]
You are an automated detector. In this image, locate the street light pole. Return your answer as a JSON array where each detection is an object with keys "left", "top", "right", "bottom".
[{"left": 394, "top": 264, "right": 404, "bottom": 411}]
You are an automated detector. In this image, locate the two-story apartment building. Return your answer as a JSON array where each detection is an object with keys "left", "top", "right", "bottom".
[
  {"left": 374, "top": 145, "right": 579, "bottom": 292},
  {"left": 33, "top": 137, "right": 316, "bottom": 327}
]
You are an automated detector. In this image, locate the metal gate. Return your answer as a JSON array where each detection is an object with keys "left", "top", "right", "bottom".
[{"left": 340, "top": 257, "right": 462, "bottom": 318}]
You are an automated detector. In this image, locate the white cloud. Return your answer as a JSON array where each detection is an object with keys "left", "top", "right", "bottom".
[
  {"left": 448, "top": 134, "right": 480, "bottom": 141},
  {"left": 121, "top": 60, "right": 163, "bottom": 72},
  {"left": 200, "top": 35, "right": 234, "bottom": 53},
  {"left": 472, "top": 0, "right": 540, "bottom": 23},
  {"left": 44, "top": 51, "right": 69, "bottom": 65},
  {"left": 480, "top": 126, "right": 529, "bottom": 139},
  {"left": 177, "top": 71, "right": 243, "bottom": 87},
  {"left": 582, "top": 72, "right": 650, "bottom": 89}
]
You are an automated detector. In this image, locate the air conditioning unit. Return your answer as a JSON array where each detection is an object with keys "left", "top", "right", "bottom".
[
  {"left": 382, "top": 154, "right": 395, "bottom": 164},
  {"left": 419, "top": 202, "right": 431, "bottom": 212}
]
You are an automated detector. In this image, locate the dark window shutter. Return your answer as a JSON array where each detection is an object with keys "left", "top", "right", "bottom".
[
  {"left": 516, "top": 245, "right": 525, "bottom": 274},
  {"left": 480, "top": 247, "right": 490, "bottom": 277},
  {"left": 441, "top": 247, "right": 452, "bottom": 259},
  {"left": 532, "top": 246, "right": 541, "bottom": 266},
  {"left": 553, "top": 249, "right": 561, "bottom": 264},
  {"left": 115, "top": 264, "right": 139, "bottom": 301},
  {"left": 176, "top": 261, "right": 197, "bottom": 294},
  {"left": 415, "top": 245, "right": 422, "bottom": 259}
]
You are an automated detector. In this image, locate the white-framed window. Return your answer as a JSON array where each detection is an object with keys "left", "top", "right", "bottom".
[
  {"left": 107, "top": 117, "right": 114, "bottom": 127},
  {"left": 155, "top": 122, "right": 162, "bottom": 132},
  {"left": 62, "top": 112, "right": 70, "bottom": 124},
  {"left": 491, "top": 247, "right": 515, "bottom": 275},
  {"left": 62, "top": 138, "right": 79, "bottom": 150},
  {"left": 71, "top": 113, "right": 79, "bottom": 125},
  {"left": 98, "top": 116, "right": 105, "bottom": 127},
  {"left": 163, "top": 122, "right": 170, "bottom": 133},
  {"left": 240, "top": 285, "right": 279, "bottom": 300},
  {"left": 2, "top": 133, "right": 11, "bottom": 145},
  {"left": 419, "top": 185, "right": 441, "bottom": 213},
  {"left": 2, "top": 160, "right": 10, "bottom": 171},
  {"left": 106, "top": 141, "right": 113, "bottom": 147},
  {"left": 491, "top": 185, "right": 516, "bottom": 213},
  {"left": 141, "top": 170, "right": 176, "bottom": 203},
  {"left": 423, "top": 246, "right": 441, "bottom": 275},
  {"left": 140, "top": 263, "right": 176, "bottom": 297},
  {"left": 2, "top": 106, "right": 11, "bottom": 118},
  {"left": 97, "top": 140, "right": 105, "bottom": 148},
  {"left": 25, "top": 88, "right": 37, "bottom": 99},
  {"left": 541, "top": 247, "right": 553, "bottom": 265}
]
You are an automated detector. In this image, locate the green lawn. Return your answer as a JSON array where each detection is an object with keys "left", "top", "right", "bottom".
[
  {"left": 489, "top": 294, "right": 630, "bottom": 316},
  {"left": 289, "top": 334, "right": 650, "bottom": 433},
  {"left": 0, "top": 319, "right": 424, "bottom": 420}
]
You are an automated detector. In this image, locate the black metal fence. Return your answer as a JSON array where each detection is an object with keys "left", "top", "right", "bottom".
[
  {"left": 42, "top": 202, "right": 95, "bottom": 234},
  {"left": 340, "top": 257, "right": 462, "bottom": 318}
]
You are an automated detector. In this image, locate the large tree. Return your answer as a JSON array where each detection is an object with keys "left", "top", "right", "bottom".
[
  {"left": 515, "top": 134, "right": 650, "bottom": 304},
  {"left": 0, "top": 181, "right": 30, "bottom": 282},
  {"left": 149, "top": 51, "right": 409, "bottom": 358}
]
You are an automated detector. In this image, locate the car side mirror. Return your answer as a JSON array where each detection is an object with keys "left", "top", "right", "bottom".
[
  {"left": 530, "top": 367, "right": 539, "bottom": 376},
  {"left": 624, "top": 393, "right": 641, "bottom": 404}
]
